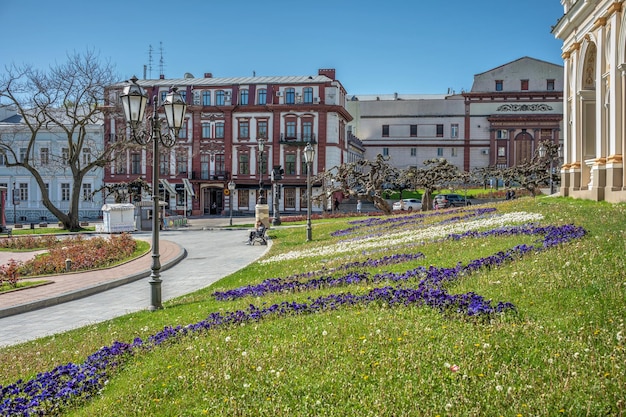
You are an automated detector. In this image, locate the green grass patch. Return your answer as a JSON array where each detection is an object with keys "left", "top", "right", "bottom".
[{"left": 1, "top": 197, "right": 625, "bottom": 416}]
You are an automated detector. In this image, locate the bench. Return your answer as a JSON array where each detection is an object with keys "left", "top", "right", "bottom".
[
  {"left": 0, "top": 226, "right": 12, "bottom": 237},
  {"left": 249, "top": 227, "right": 269, "bottom": 246}
]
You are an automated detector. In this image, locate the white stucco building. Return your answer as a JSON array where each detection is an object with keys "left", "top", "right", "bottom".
[
  {"left": 0, "top": 105, "right": 104, "bottom": 223},
  {"left": 552, "top": 0, "right": 626, "bottom": 202},
  {"left": 347, "top": 57, "right": 563, "bottom": 174}
]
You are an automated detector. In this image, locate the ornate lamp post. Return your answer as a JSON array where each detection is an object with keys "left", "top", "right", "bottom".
[
  {"left": 257, "top": 139, "right": 266, "bottom": 204},
  {"left": 228, "top": 180, "right": 235, "bottom": 226},
  {"left": 303, "top": 143, "right": 315, "bottom": 241},
  {"left": 120, "top": 75, "right": 187, "bottom": 311},
  {"left": 538, "top": 142, "right": 563, "bottom": 195}
]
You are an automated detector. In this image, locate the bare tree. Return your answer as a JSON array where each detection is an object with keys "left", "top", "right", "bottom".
[
  {"left": 500, "top": 140, "right": 561, "bottom": 196},
  {"left": 0, "top": 50, "right": 127, "bottom": 230},
  {"left": 95, "top": 177, "right": 151, "bottom": 204},
  {"left": 314, "top": 154, "right": 401, "bottom": 214},
  {"left": 401, "top": 158, "right": 461, "bottom": 210}
]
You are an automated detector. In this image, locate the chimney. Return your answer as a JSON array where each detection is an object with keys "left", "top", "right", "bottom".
[
  {"left": 318, "top": 68, "right": 336, "bottom": 80},
  {"left": 204, "top": 73, "right": 213, "bottom": 78},
  {"left": 160, "top": 74, "right": 165, "bottom": 80}
]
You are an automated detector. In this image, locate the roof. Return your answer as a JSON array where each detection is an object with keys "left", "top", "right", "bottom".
[
  {"left": 118, "top": 74, "right": 334, "bottom": 88},
  {"left": 474, "top": 56, "right": 563, "bottom": 77}
]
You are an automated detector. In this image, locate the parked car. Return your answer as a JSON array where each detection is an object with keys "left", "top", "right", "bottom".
[
  {"left": 393, "top": 198, "right": 422, "bottom": 212},
  {"left": 433, "top": 194, "right": 471, "bottom": 209}
]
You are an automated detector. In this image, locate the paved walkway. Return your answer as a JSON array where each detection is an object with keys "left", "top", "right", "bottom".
[{"left": 0, "top": 216, "right": 268, "bottom": 347}]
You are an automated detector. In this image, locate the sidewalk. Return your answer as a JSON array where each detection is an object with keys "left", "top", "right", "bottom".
[{"left": 0, "top": 216, "right": 268, "bottom": 347}]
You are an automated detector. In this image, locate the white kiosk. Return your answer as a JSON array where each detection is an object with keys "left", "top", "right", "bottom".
[{"left": 98, "top": 203, "right": 136, "bottom": 233}]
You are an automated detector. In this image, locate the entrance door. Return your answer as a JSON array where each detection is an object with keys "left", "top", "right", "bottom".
[{"left": 203, "top": 187, "right": 224, "bottom": 215}]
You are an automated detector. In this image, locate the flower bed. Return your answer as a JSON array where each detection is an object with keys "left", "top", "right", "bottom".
[{"left": 0, "top": 209, "right": 587, "bottom": 416}]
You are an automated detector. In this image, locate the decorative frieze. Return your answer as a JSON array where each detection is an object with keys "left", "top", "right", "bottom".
[{"left": 496, "top": 104, "right": 554, "bottom": 112}]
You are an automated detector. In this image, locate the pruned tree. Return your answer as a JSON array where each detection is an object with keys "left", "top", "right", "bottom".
[
  {"left": 314, "top": 154, "right": 401, "bottom": 214},
  {"left": 95, "top": 177, "right": 151, "bottom": 204},
  {"left": 500, "top": 140, "right": 561, "bottom": 196},
  {"left": 0, "top": 50, "right": 127, "bottom": 230},
  {"left": 401, "top": 158, "right": 461, "bottom": 210}
]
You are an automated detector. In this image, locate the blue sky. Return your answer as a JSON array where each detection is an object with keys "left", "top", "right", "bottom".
[{"left": 1, "top": 0, "right": 564, "bottom": 95}]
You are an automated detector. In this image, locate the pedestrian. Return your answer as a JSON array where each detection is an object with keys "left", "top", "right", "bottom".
[
  {"left": 247, "top": 220, "right": 265, "bottom": 245},
  {"left": 334, "top": 198, "right": 340, "bottom": 211},
  {"left": 356, "top": 199, "right": 362, "bottom": 213}
]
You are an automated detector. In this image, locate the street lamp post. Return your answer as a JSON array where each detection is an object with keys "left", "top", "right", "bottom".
[
  {"left": 538, "top": 142, "right": 563, "bottom": 195},
  {"left": 257, "top": 139, "right": 266, "bottom": 204},
  {"left": 303, "top": 143, "right": 315, "bottom": 241},
  {"left": 121, "top": 75, "right": 187, "bottom": 311},
  {"left": 228, "top": 180, "right": 235, "bottom": 226}
]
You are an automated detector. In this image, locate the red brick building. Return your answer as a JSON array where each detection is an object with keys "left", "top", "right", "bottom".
[{"left": 104, "top": 69, "right": 352, "bottom": 215}]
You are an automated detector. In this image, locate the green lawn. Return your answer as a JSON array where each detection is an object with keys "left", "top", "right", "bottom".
[{"left": 0, "top": 197, "right": 624, "bottom": 416}]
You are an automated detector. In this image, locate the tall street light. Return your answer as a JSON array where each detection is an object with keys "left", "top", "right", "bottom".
[
  {"left": 538, "top": 142, "right": 563, "bottom": 195},
  {"left": 121, "top": 75, "right": 187, "bottom": 311},
  {"left": 303, "top": 143, "right": 315, "bottom": 241},
  {"left": 228, "top": 180, "right": 235, "bottom": 226},
  {"left": 257, "top": 139, "right": 266, "bottom": 204}
]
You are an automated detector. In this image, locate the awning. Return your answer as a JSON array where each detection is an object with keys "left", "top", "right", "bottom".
[
  {"left": 160, "top": 179, "right": 176, "bottom": 195},
  {"left": 182, "top": 178, "right": 195, "bottom": 197}
]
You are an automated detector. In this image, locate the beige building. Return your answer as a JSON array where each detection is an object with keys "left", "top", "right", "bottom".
[
  {"left": 553, "top": 0, "right": 626, "bottom": 202},
  {"left": 347, "top": 57, "right": 563, "bottom": 174}
]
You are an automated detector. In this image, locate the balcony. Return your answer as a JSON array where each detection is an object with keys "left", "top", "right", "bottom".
[
  {"left": 191, "top": 171, "right": 230, "bottom": 181},
  {"left": 279, "top": 133, "right": 317, "bottom": 146}
]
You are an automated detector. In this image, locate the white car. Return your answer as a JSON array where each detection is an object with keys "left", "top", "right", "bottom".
[{"left": 392, "top": 198, "right": 422, "bottom": 212}]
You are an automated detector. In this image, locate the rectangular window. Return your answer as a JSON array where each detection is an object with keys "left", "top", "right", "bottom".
[
  {"left": 39, "top": 147, "right": 49, "bottom": 165},
  {"left": 521, "top": 79, "right": 529, "bottom": 90},
  {"left": 178, "top": 121, "right": 187, "bottom": 139},
  {"left": 82, "top": 183, "right": 93, "bottom": 201},
  {"left": 215, "top": 154, "right": 225, "bottom": 176},
  {"left": 237, "top": 189, "right": 249, "bottom": 208},
  {"left": 116, "top": 152, "right": 127, "bottom": 174},
  {"left": 286, "top": 121, "right": 296, "bottom": 139},
  {"left": 176, "top": 151, "right": 187, "bottom": 174},
  {"left": 257, "top": 120, "right": 268, "bottom": 139},
  {"left": 285, "top": 88, "right": 295, "bottom": 104},
  {"left": 285, "top": 154, "right": 296, "bottom": 175},
  {"left": 382, "top": 125, "right": 389, "bottom": 137},
  {"left": 495, "top": 80, "right": 503, "bottom": 91},
  {"left": 284, "top": 188, "right": 296, "bottom": 208},
  {"left": 451, "top": 123, "right": 459, "bottom": 138},
  {"left": 62, "top": 148, "right": 69, "bottom": 164},
  {"left": 410, "top": 125, "right": 417, "bottom": 137},
  {"left": 238, "top": 120, "right": 249, "bottom": 139},
  {"left": 215, "top": 122, "right": 225, "bottom": 138},
  {"left": 382, "top": 147, "right": 389, "bottom": 156},
  {"left": 202, "top": 91, "right": 211, "bottom": 106},
  {"left": 159, "top": 153, "right": 170, "bottom": 176},
  {"left": 216, "top": 90, "right": 225, "bottom": 106},
  {"left": 19, "top": 183, "right": 28, "bottom": 201},
  {"left": 496, "top": 129, "right": 508, "bottom": 139},
  {"left": 303, "top": 87, "right": 313, "bottom": 104},
  {"left": 20, "top": 148, "right": 27, "bottom": 163},
  {"left": 82, "top": 148, "right": 91, "bottom": 165},
  {"left": 498, "top": 146, "right": 506, "bottom": 157},
  {"left": 131, "top": 153, "right": 141, "bottom": 174},
  {"left": 202, "top": 122, "right": 211, "bottom": 138},
  {"left": 61, "top": 183, "right": 71, "bottom": 201},
  {"left": 547, "top": 79, "right": 555, "bottom": 91},
  {"left": 257, "top": 89, "right": 267, "bottom": 105},
  {"left": 436, "top": 124, "right": 444, "bottom": 137},
  {"left": 437, "top": 148, "right": 443, "bottom": 157},
  {"left": 451, "top": 148, "right": 457, "bottom": 157},
  {"left": 239, "top": 154, "right": 249, "bottom": 175},
  {"left": 302, "top": 121, "right": 313, "bottom": 141},
  {"left": 240, "top": 89, "right": 249, "bottom": 105},
  {"left": 201, "top": 154, "right": 209, "bottom": 179},
  {"left": 410, "top": 147, "right": 416, "bottom": 157}
]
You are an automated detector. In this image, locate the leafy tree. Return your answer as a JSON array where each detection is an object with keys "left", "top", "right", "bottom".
[{"left": 0, "top": 50, "right": 126, "bottom": 230}]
